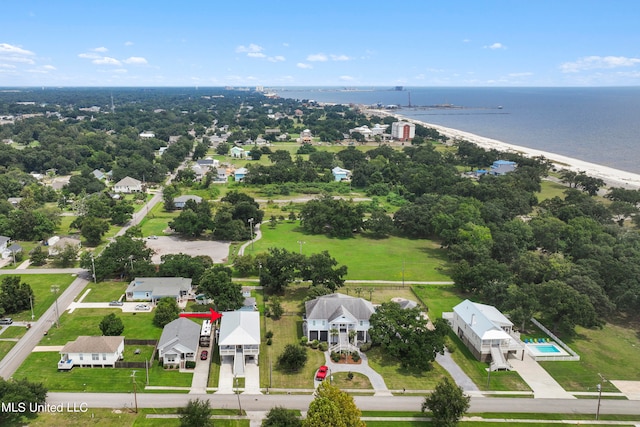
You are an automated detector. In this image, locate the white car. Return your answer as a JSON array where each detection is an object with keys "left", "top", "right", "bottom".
[{"left": 135, "top": 304, "right": 150, "bottom": 311}]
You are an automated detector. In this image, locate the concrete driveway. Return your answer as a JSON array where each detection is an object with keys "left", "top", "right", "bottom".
[{"left": 144, "top": 236, "right": 230, "bottom": 264}]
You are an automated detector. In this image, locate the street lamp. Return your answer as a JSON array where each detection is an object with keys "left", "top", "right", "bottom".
[
  {"left": 248, "top": 218, "right": 254, "bottom": 251},
  {"left": 51, "top": 285, "right": 60, "bottom": 328},
  {"left": 235, "top": 376, "right": 242, "bottom": 415},
  {"left": 29, "top": 295, "right": 34, "bottom": 321},
  {"left": 596, "top": 373, "right": 606, "bottom": 420},
  {"left": 90, "top": 254, "right": 97, "bottom": 284},
  {"left": 297, "top": 240, "right": 306, "bottom": 255},
  {"left": 131, "top": 370, "right": 138, "bottom": 413}
]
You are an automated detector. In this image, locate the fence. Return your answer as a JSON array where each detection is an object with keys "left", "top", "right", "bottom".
[{"left": 528, "top": 318, "right": 580, "bottom": 361}]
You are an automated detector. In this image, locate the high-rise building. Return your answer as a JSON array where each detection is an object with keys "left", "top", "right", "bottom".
[{"left": 391, "top": 121, "right": 415, "bottom": 141}]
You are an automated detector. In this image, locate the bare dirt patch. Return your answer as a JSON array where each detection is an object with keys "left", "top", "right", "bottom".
[{"left": 144, "top": 236, "right": 230, "bottom": 264}]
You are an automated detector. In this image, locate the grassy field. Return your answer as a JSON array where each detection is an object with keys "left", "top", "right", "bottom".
[
  {"left": 255, "top": 221, "right": 452, "bottom": 282},
  {"left": 411, "top": 284, "right": 463, "bottom": 319},
  {"left": 3, "top": 274, "right": 76, "bottom": 322},
  {"left": 539, "top": 321, "right": 640, "bottom": 392},
  {"left": 80, "top": 281, "right": 128, "bottom": 302},
  {"left": 537, "top": 179, "right": 568, "bottom": 202},
  {"left": 137, "top": 201, "right": 180, "bottom": 237},
  {"left": 330, "top": 371, "right": 373, "bottom": 389},
  {"left": 13, "top": 352, "right": 193, "bottom": 392},
  {"left": 0, "top": 340, "right": 17, "bottom": 359},
  {"left": 39, "top": 308, "right": 162, "bottom": 345},
  {"left": 0, "top": 325, "right": 28, "bottom": 338}
]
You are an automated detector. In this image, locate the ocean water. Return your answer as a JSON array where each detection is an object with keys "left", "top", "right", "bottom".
[{"left": 275, "top": 87, "right": 640, "bottom": 174}]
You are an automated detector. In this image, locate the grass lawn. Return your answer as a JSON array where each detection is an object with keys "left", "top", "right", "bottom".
[
  {"left": 18, "top": 408, "right": 249, "bottom": 427},
  {"left": 537, "top": 179, "right": 568, "bottom": 202},
  {"left": 13, "top": 352, "right": 192, "bottom": 392},
  {"left": 80, "top": 281, "right": 128, "bottom": 302},
  {"left": 259, "top": 313, "right": 325, "bottom": 389},
  {"left": 39, "top": 309, "right": 162, "bottom": 345},
  {"left": 0, "top": 340, "right": 17, "bottom": 359},
  {"left": 365, "top": 346, "right": 451, "bottom": 390},
  {"left": 255, "top": 222, "right": 451, "bottom": 282},
  {"left": 137, "top": 201, "right": 180, "bottom": 237},
  {"left": 411, "top": 285, "right": 463, "bottom": 319},
  {"left": 330, "top": 371, "right": 373, "bottom": 389},
  {"left": 4, "top": 274, "right": 76, "bottom": 322},
  {"left": 539, "top": 321, "right": 640, "bottom": 392},
  {"left": 208, "top": 343, "right": 222, "bottom": 388},
  {"left": 0, "top": 325, "right": 28, "bottom": 339}
]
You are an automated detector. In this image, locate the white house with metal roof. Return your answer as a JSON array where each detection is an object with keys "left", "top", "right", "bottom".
[
  {"left": 58, "top": 336, "right": 124, "bottom": 370},
  {"left": 157, "top": 318, "right": 200, "bottom": 368},
  {"left": 218, "top": 311, "right": 260, "bottom": 376},
  {"left": 173, "top": 195, "right": 202, "bottom": 209},
  {"left": 113, "top": 176, "right": 143, "bottom": 193},
  {"left": 125, "top": 277, "right": 193, "bottom": 304},
  {"left": 444, "top": 299, "right": 523, "bottom": 368},
  {"left": 304, "top": 293, "right": 375, "bottom": 351}
]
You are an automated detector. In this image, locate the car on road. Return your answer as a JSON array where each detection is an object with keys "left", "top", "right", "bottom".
[
  {"left": 109, "top": 300, "right": 124, "bottom": 306},
  {"left": 0, "top": 318, "right": 13, "bottom": 325},
  {"left": 135, "top": 304, "right": 150, "bottom": 311},
  {"left": 200, "top": 350, "right": 208, "bottom": 360},
  {"left": 315, "top": 365, "right": 328, "bottom": 381},
  {"left": 147, "top": 235, "right": 158, "bottom": 240}
]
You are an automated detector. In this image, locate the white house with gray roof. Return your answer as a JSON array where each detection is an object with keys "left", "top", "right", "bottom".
[
  {"left": 157, "top": 318, "right": 200, "bottom": 368},
  {"left": 125, "top": 277, "right": 193, "bottom": 304},
  {"left": 303, "top": 293, "right": 375, "bottom": 349},
  {"left": 174, "top": 195, "right": 202, "bottom": 209},
  {"left": 444, "top": 299, "right": 523, "bottom": 368},
  {"left": 218, "top": 311, "right": 260, "bottom": 376},
  {"left": 58, "top": 336, "right": 124, "bottom": 370},
  {"left": 113, "top": 176, "right": 143, "bottom": 193}
]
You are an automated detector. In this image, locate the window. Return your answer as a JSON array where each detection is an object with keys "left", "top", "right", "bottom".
[
  {"left": 92, "top": 354, "right": 99, "bottom": 361},
  {"left": 360, "top": 321, "right": 363, "bottom": 326},
  {"left": 322, "top": 321, "right": 325, "bottom": 326},
  {"left": 103, "top": 354, "right": 107, "bottom": 360},
  {"left": 312, "top": 321, "right": 316, "bottom": 326},
  {"left": 79, "top": 354, "right": 83, "bottom": 361}
]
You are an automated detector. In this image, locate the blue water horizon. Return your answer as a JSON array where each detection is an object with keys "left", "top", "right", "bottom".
[{"left": 275, "top": 86, "right": 640, "bottom": 175}]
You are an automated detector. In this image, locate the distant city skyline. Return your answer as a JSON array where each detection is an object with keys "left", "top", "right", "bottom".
[{"left": 2, "top": 1, "right": 640, "bottom": 87}]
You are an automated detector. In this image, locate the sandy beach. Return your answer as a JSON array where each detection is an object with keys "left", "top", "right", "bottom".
[{"left": 368, "top": 109, "right": 640, "bottom": 191}]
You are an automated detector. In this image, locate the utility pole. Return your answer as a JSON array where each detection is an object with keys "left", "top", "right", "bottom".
[
  {"left": 131, "top": 370, "right": 138, "bottom": 413},
  {"left": 29, "top": 295, "right": 34, "bottom": 321},
  {"left": 297, "top": 240, "right": 306, "bottom": 254},
  {"left": 51, "top": 285, "right": 60, "bottom": 328},
  {"left": 90, "top": 254, "right": 97, "bottom": 284},
  {"left": 596, "top": 373, "right": 606, "bottom": 420},
  {"left": 248, "top": 218, "right": 254, "bottom": 251}
]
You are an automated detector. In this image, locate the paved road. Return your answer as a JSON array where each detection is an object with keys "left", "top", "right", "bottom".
[
  {"left": 45, "top": 392, "right": 640, "bottom": 416},
  {"left": 0, "top": 274, "right": 90, "bottom": 379}
]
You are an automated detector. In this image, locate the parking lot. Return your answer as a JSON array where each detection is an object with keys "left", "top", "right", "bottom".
[{"left": 144, "top": 236, "right": 231, "bottom": 264}]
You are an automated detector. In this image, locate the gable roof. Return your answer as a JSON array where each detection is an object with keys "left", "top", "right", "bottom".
[
  {"left": 453, "top": 299, "right": 512, "bottom": 341},
  {"left": 60, "top": 336, "right": 124, "bottom": 354},
  {"left": 0, "top": 236, "right": 9, "bottom": 246},
  {"left": 174, "top": 195, "right": 202, "bottom": 204},
  {"left": 158, "top": 318, "right": 200, "bottom": 354},
  {"left": 305, "top": 293, "right": 375, "bottom": 321},
  {"left": 218, "top": 311, "right": 260, "bottom": 346}
]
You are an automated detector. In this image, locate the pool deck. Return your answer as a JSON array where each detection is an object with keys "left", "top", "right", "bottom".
[{"left": 526, "top": 342, "right": 569, "bottom": 357}]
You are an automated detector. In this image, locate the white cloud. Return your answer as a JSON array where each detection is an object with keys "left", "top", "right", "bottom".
[
  {"left": 43, "top": 65, "right": 56, "bottom": 70},
  {"left": 339, "top": 75, "right": 355, "bottom": 81},
  {"left": 92, "top": 47, "right": 108, "bottom": 52},
  {"left": 247, "top": 52, "right": 266, "bottom": 58},
  {"left": 268, "top": 55, "right": 286, "bottom": 62},
  {"left": 236, "top": 43, "right": 263, "bottom": 53},
  {"left": 297, "top": 62, "right": 312, "bottom": 69},
  {"left": 78, "top": 52, "right": 100, "bottom": 59},
  {"left": 93, "top": 57, "right": 121, "bottom": 66},
  {"left": 0, "top": 43, "right": 35, "bottom": 56},
  {"left": 560, "top": 56, "right": 640, "bottom": 73},
  {"left": 330, "top": 54, "right": 350, "bottom": 61},
  {"left": 485, "top": 42, "right": 505, "bottom": 50},
  {"left": 462, "top": 39, "right": 471, "bottom": 43},
  {"left": 307, "top": 53, "right": 328, "bottom": 62},
  {"left": 124, "top": 41, "right": 134, "bottom": 46},
  {"left": 508, "top": 72, "right": 533, "bottom": 77},
  {"left": 0, "top": 64, "right": 16, "bottom": 69},
  {"left": 123, "top": 56, "right": 148, "bottom": 65}
]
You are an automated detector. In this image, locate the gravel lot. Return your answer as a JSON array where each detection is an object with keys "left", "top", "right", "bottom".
[{"left": 144, "top": 236, "right": 231, "bottom": 264}]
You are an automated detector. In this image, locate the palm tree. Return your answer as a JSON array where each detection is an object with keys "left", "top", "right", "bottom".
[{"left": 330, "top": 328, "right": 339, "bottom": 345}]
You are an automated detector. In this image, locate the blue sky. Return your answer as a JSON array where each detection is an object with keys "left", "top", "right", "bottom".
[{"left": 2, "top": 1, "right": 640, "bottom": 87}]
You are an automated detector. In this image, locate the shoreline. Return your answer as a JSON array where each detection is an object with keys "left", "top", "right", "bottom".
[{"left": 368, "top": 109, "right": 640, "bottom": 190}]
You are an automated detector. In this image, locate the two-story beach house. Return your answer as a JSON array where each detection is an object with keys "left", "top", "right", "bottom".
[
  {"left": 444, "top": 299, "right": 524, "bottom": 369},
  {"left": 218, "top": 311, "right": 260, "bottom": 376}
]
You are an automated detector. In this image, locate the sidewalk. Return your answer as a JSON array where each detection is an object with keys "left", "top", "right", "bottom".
[
  {"left": 508, "top": 353, "right": 575, "bottom": 399},
  {"left": 323, "top": 351, "right": 392, "bottom": 397}
]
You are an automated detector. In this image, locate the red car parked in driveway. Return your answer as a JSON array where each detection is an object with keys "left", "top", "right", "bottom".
[
  {"left": 315, "top": 365, "right": 328, "bottom": 381},
  {"left": 200, "top": 350, "right": 208, "bottom": 360}
]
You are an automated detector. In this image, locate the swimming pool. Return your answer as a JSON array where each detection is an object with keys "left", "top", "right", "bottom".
[{"left": 526, "top": 342, "right": 569, "bottom": 357}]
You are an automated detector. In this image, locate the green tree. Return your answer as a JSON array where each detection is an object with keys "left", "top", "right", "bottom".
[
  {"left": 169, "top": 200, "right": 214, "bottom": 237},
  {"left": 0, "top": 276, "right": 34, "bottom": 315},
  {"left": 537, "top": 280, "right": 600, "bottom": 333},
  {"left": 421, "top": 377, "right": 470, "bottom": 427},
  {"left": 364, "top": 209, "right": 394, "bottom": 237},
  {"left": 198, "top": 265, "right": 244, "bottom": 311},
  {"left": 157, "top": 254, "right": 213, "bottom": 287},
  {"left": 99, "top": 312, "right": 125, "bottom": 336},
  {"left": 303, "top": 382, "right": 365, "bottom": 427},
  {"left": 178, "top": 398, "right": 213, "bottom": 427},
  {"left": 277, "top": 344, "right": 308, "bottom": 373},
  {"left": 163, "top": 184, "right": 180, "bottom": 211},
  {"left": 153, "top": 297, "right": 180, "bottom": 328},
  {"left": 299, "top": 251, "right": 347, "bottom": 291},
  {"left": 51, "top": 243, "right": 80, "bottom": 268},
  {"left": 29, "top": 246, "right": 47, "bottom": 266},
  {"left": 269, "top": 296, "right": 284, "bottom": 319},
  {"left": 261, "top": 248, "right": 303, "bottom": 294},
  {"left": 110, "top": 200, "right": 135, "bottom": 225},
  {"left": 262, "top": 406, "right": 301, "bottom": 427},
  {"left": 299, "top": 195, "right": 365, "bottom": 238},
  {"left": 368, "top": 302, "right": 447, "bottom": 371},
  {"left": 0, "top": 377, "right": 47, "bottom": 423},
  {"left": 80, "top": 216, "right": 110, "bottom": 246}
]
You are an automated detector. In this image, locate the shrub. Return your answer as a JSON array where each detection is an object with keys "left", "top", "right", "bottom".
[
  {"left": 359, "top": 342, "right": 372, "bottom": 352},
  {"left": 265, "top": 330, "right": 274, "bottom": 339},
  {"left": 330, "top": 351, "right": 340, "bottom": 363},
  {"left": 351, "top": 352, "right": 361, "bottom": 362},
  {"left": 278, "top": 344, "right": 308, "bottom": 372},
  {"left": 185, "top": 361, "right": 196, "bottom": 369},
  {"left": 266, "top": 338, "right": 272, "bottom": 346},
  {"left": 299, "top": 336, "right": 308, "bottom": 346},
  {"left": 319, "top": 342, "right": 328, "bottom": 352},
  {"left": 347, "top": 371, "right": 354, "bottom": 380},
  {"left": 310, "top": 339, "right": 319, "bottom": 349}
]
